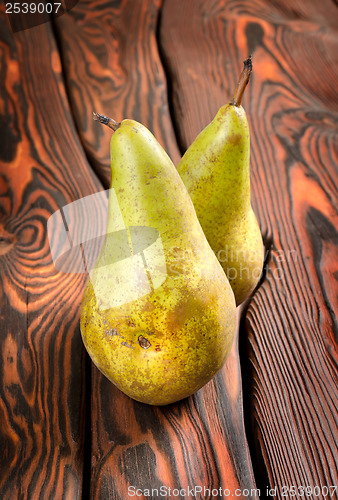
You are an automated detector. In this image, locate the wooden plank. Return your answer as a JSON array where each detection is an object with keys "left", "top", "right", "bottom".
[
  {"left": 87, "top": 324, "right": 258, "bottom": 499},
  {"left": 160, "top": 0, "right": 338, "bottom": 496},
  {"left": 0, "top": 8, "right": 103, "bottom": 498},
  {"left": 53, "top": 1, "right": 258, "bottom": 498},
  {"left": 53, "top": 0, "right": 181, "bottom": 186}
]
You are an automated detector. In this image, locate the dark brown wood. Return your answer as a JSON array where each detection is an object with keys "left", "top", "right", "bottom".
[
  {"left": 88, "top": 327, "right": 258, "bottom": 499},
  {"left": 0, "top": 7, "right": 102, "bottom": 498},
  {"left": 160, "top": 0, "right": 338, "bottom": 497},
  {"left": 1, "top": 0, "right": 337, "bottom": 498},
  {"left": 52, "top": 1, "right": 258, "bottom": 498},
  {"left": 53, "top": 0, "right": 181, "bottom": 187}
]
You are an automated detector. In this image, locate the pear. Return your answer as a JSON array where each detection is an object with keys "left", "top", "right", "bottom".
[
  {"left": 80, "top": 113, "right": 237, "bottom": 406},
  {"left": 177, "top": 57, "right": 264, "bottom": 305}
]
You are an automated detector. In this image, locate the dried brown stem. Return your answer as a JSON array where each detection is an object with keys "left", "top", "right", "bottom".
[
  {"left": 231, "top": 56, "right": 252, "bottom": 107},
  {"left": 93, "top": 112, "right": 120, "bottom": 131}
]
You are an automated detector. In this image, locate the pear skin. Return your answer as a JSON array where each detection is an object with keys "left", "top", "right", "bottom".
[
  {"left": 80, "top": 115, "right": 236, "bottom": 405},
  {"left": 177, "top": 57, "right": 264, "bottom": 305}
]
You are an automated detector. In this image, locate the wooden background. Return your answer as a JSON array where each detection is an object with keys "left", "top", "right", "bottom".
[{"left": 0, "top": 0, "right": 337, "bottom": 498}]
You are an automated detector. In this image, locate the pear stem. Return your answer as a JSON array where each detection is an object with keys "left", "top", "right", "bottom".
[
  {"left": 93, "top": 112, "right": 120, "bottom": 131},
  {"left": 231, "top": 56, "right": 252, "bottom": 107}
]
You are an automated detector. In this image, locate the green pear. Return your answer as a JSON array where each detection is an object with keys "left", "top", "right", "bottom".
[
  {"left": 80, "top": 113, "right": 236, "bottom": 406},
  {"left": 177, "top": 57, "right": 264, "bottom": 305}
]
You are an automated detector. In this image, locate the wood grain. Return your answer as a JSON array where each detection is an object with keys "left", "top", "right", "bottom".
[
  {"left": 52, "top": 1, "right": 258, "bottom": 498},
  {"left": 160, "top": 0, "right": 338, "bottom": 497},
  {"left": 0, "top": 7, "right": 103, "bottom": 498},
  {"left": 1, "top": 0, "right": 337, "bottom": 498},
  {"left": 88, "top": 328, "right": 258, "bottom": 499},
  {"left": 53, "top": 0, "right": 181, "bottom": 186}
]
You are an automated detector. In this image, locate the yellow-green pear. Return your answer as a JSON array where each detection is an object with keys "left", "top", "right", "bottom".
[
  {"left": 80, "top": 113, "right": 236, "bottom": 406},
  {"left": 177, "top": 57, "right": 264, "bottom": 305}
]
